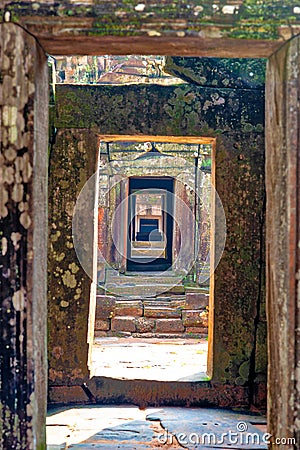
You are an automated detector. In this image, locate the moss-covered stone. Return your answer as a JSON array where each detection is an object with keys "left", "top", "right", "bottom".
[
  {"left": 48, "top": 129, "right": 99, "bottom": 385},
  {"left": 0, "top": 22, "right": 48, "bottom": 449},
  {"left": 2, "top": 1, "right": 300, "bottom": 43},
  {"left": 49, "top": 64, "right": 266, "bottom": 399},
  {"left": 55, "top": 84, "right": 264, "bottom": 135},
  {"left": 165, "top": 57, "right": 266, "bottom": 90}
]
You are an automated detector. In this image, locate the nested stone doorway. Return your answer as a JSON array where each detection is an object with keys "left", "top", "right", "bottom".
[
  {"left": 48, "top": 59, "right": 266, "bottom": 408},
  {"left": 93, "top": 135, "right": 214, "bottom": 383},
  {"left": 127, "top": 176, "right": 174, "bottom": 272}
]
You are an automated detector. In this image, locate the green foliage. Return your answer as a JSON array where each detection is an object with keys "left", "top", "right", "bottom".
[{"left": 201, "top": 158, "right": 212, "bottom": 169}]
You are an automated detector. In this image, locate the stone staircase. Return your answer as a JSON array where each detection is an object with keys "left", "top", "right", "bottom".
[
  {"left": 95, "top": 271, "right": 209, "bottom": 339},
  {"left": 104, "top": 270, "right": 185, "bottom": 298}
]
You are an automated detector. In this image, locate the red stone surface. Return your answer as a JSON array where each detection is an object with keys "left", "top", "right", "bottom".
[
  {"left": 96, "top": 295, "right": 116, "bottom": 319},
  {"left": 111, "top": 316, "right": 137, "bottom": 332},
  {"left": 182, "top": 310, "right": 206, "bottom": 327},
  {"left": 185, "top": 292, "right": 209, "bottom": 309},
  {"left": 115, "top": 300, "right": 143, "bottom": 317},
  {"left": 135, "top": 317, "right": 155, "bottom": 333},
  {"left": 144, "top": 306, "right": 181, "bottom": 318},
  {"left": 94, "top": 319, "right": 110, "bottom": 331},
  {"left": 155, "top": 319, "right": 185, "bottom": 333}
]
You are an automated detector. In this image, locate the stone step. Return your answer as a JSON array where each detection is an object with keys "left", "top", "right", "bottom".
[
  {"left": 108, "top": 302, "right": 208, "bottom": 318},
  {"left": 143, "top": 306, "right": 182, "bottom": 318},
  {"left": 96, "top": 293, "right": 208, "bottom": 317},
  {"left": 185, "top": 286, "right": 209, "bottom": 294},
  {"left": 107, "top": 315, "right": 208, "bottom": 334},
  {"left": 105, "top": 283, "right": 183, "bottom": 298},
  {"left": 109, "top": 332, "right": 208, "bottom": 339},
  {"left": 133, "top": 332, "right": 208, "bottom": 339},
  {"left": 106, "top": 275, "right": 183, "bottom": 286},
  {"left": 155, "top": 318, "right": 185, "bottom": 333},
  {"left": 182, "top": 309, "right": 208, "bottom": 327},
  {"left": 115, "top": 300, "right": 143, "bottom": 317},
  {"left": 111, "top": 316, "right": 137, "bottom": 333},
  {"left": 97, "top": 331, "right": 208, "bottom": 339},
  {"left": 143, "top": 299, "right": 185, "bottom": 309}
]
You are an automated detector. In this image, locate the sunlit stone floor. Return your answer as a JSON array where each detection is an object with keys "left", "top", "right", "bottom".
[
  {"left": 91, "top": 337, "right": 208, "bottom": 381},
  {"left": 47, "top": 405, "right": 267, "bottom": 449},
  {"left": 47, "top": 338, "right": 267, "bottom": 449}
]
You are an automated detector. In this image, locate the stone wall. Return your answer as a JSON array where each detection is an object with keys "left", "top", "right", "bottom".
[
  {"left": 266, "top": 37, "right": 300, "bottom": 447},
  {"left": 49, "top": 59, "right": 266, "bottom": 408},
  {"left": 48, "top": 129, "right": 99, "bottom": 386},
  {"left": 95, "top": 292, "right": 209, "bottom": 339},
  {"left": 0, "top": 23, "right": 48, "bottom": 449}
]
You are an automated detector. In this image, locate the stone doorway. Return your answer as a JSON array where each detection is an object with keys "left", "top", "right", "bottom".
[
  {"left": 47, "top": 58, "right": 266, "bottom": 409},
  {"left": 2, "top": 5, "right": 300, "bottom": 448},
  {"left": 93, "top": 135, "right": 214, "bottom": 384},
  {"left": 127, "top": 176, "right": 174, "bottom": 272}
]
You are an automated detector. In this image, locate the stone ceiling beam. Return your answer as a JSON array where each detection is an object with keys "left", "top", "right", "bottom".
[{"left": 1, "top": 1, "right": 300, "bottom": 57}]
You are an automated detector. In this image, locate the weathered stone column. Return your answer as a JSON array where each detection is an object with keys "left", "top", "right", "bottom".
[
  {"left": 48, "top": 129, "right": 99, "bottom": 402},
  {"left": 266, "top": 37, "right": 300, "bottom": 447},
  {"left": 0, "top": 23, "right": 48, "bottom": 449}
]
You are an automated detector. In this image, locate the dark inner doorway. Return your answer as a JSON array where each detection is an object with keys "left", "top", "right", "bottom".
[{"left": 127, "top": 177, "right": 174, "bottom": 272}]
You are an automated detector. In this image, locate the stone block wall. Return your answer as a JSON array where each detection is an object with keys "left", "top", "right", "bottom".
[{"left": 95, "top": 292, "right": 209, "bottom": 338}]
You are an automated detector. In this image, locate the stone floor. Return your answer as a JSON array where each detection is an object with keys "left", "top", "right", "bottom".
[
  {"left": 47, "top": 405, "right": 267, "bottom": 449},
  {"left": 91, "top": 337, "right": 208, "bottom": 381}
]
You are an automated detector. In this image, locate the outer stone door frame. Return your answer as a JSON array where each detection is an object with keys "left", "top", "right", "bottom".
[
  {"left": 265, "top": 37, "right": 300, "bottom": 445},
  {"left": 1, "top": 16, "right": 300, "bottom": 450},
  {"left": 0, "top": 23, "right": 48, "bottom": 449}
]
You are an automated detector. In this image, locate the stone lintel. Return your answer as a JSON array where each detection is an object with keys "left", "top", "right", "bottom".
[{"left": 1, "top": 2, "right": 297, "bottom": 57}]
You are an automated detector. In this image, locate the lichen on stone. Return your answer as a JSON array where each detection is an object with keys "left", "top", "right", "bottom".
[{"left": 62, "top": 270, "right": 77, "bottom": 288}]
